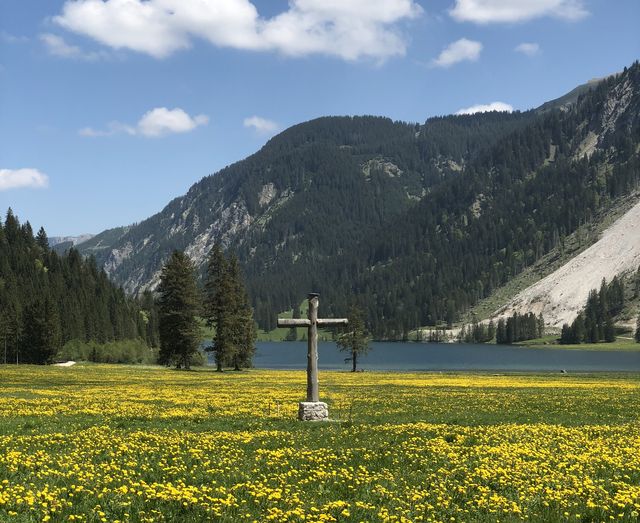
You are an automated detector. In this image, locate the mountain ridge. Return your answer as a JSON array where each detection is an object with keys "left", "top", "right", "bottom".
[{"left": 78, "top": 61, "right": 640, "bottom": 337}]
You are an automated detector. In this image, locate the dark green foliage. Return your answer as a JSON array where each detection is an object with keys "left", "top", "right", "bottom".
[
  {"left": 58, "top": 338, "right": 157, "bottom": 364},
  {"left": 21, "top": 298, "right": 61, "bottom": 364},
  {"left": 81, "top": 62, "right": 640, "bottom": 338},
  {"left": 495, "top": 312, "right": 543, "bottom": 344},
  {"left": 139, "top": 290, "right": 160, "bottom": 348},
  {"left": 157, "top": 251, "right": 202, "bottom": 369},
  {"left": 635, "top": 316, "right": 640, "bottom": 343},
  {"left": 336, "top": 305, "right": 370, "bottom": 372},
  {"left": 203, "top": 245, "right": 256, "bottom": 371},
  {"left": 460, "top": 317, "right": 495, "bottom": 343},
  {"left": 0, "top": 209, "right": 148, "bottom": 364},
  {"left": 561, "top": 278, "right": 624, "bottom": 344}
]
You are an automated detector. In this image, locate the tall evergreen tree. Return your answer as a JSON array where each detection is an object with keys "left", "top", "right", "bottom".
[
  {"left": 35, "top": 226, "right": 49, "bottom": 251},
  {"left": 203, "top": 245, "right": 256, "bottom": 371},
  {"left": 227, "top": 254, "right": 257, "bottom": 370},
  {"left": 21, "top": 297, "right": 61, "bottom": 364},
  {"left": 204, "top": 244, "right": 232, "bottom": 371},
  {"left": 157, "top": 251, "right": 202, "bottom": 369}
]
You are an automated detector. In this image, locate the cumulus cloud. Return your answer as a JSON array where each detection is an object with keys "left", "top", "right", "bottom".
[
  {"left": 432, "top": 38, "right": 482, "bottom": 67},
  {"left": 40, "top": 33, "right": 106, "bottom": 60},
  {"left": 243, "top": 116, "right": 279, "bottom": 134},
  {"left": 515, "top": 42, "right": 540, "bottom": 56},
  {"left": 455, "top": 101, "right": 513, "bottom": 115},
  {"left": 80, "top": 107, "right": 209, "bottom": 138},
  {"left": 53, "top": 0, "right": 422, "bottom": 61},
  {"left": 138, "top": 108, "right": 209, "bottom": 137},
  {"left": 0, "top": 168, "right": 49, "bottom": 191},
  {"left": 450, "top": 0, "right": 588, "bottom": 24}
]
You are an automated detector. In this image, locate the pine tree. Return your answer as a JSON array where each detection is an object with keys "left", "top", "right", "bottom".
[
  {"left": 204, "top": 245, "right": 256, "bottom": 371},
  {"left": 21, "top": 297, "right": 61, "bottom": 364},
  {"left": 496, "top": 318, "right": 506, "bottom": 344},
  {"left": 204, "top": 244, "right": 232, "bottom": 371},
  {"left": 157, "top": 251, "right": 202, "bottom": 369},
  {"left": 35, "top": 226, "right": 49, "bottom": 251},
  {"left": 337, "top": 305, "right": 370, "bottom": 372},
  {"left": 227, "top": 254, "right": 256, "bottom": 370},
  {"left": 487, "top": 320, "right": 496, "bottom": 342},
  {"left": 560, "top": 323, "right": 572, "bottom": 345},
  {"left": 572, "top": 313, "right": 586, "bottom": 343},
  {"left": 604, "top": 316, "right": 616, "bottom": 343}
]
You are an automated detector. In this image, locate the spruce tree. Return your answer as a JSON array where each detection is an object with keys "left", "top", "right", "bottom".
[
  {"left": 204, "top": 245, "right": 256, "bottom": 371},
  {"left": 35, "top": 226, "right": 49, "bottom": 251},
  {"left": 227, "top": 255, "right": 257, "bottom": 370},
  {"left": 21, "top": 297, "right": 61, "bottom": 364},
  {"left": 157, "top": 250, "right": 202, "bottom": 369},
  {"left": 496, "top": 318, "right": 506, "bottom": 344},
  {"left": 204, "top": 244, "right": 232, "bottom": 371}
]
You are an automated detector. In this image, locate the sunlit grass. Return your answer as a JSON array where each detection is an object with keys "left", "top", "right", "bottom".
[{"left": 1, "top": 365, "right": 639, "bottom": 522}]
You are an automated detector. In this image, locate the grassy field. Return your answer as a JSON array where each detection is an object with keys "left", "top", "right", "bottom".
[
  {"left": 1, "top": 365, "right": 639, "bottom": 522},
  {"left": 516, "top": 335, "right": 640, "bottom": 350}
]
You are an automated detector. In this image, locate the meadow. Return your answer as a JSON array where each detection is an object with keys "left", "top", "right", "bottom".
[{"left": 0, "top": 365, "right": 639, "bottom": 522}]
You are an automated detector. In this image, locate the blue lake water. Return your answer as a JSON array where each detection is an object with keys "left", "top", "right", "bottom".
[{"left": 236, "top": 341, "right": 640, "bottom": 372}]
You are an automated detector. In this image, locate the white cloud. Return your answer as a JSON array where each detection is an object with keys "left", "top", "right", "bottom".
[
  {"left": 432, "top": 38, "right": 482, "bottom": 67},
  {"left": 0, "top": 168, "right": 49, "bottom": 191},
  {"left": 450, "top": 0, "right": 588, "bottom": 24},
  {"left": 53, "top": 0, "right": 422, "bottom": 61},
  {"left": 455, "top": 101, "right": 513, "bottom": 115},
  {"left": 40, "top": 33, "right": 106, "bottom": 60},
  {"left": 80, "top": 107, "right": 209, "bottom": 138},
  {"left": 138, "top": 108, "right": 209, "bottom": 137},
  {"left": 243, "top": 116, "right": 279, "bottom": 134},
  {"left": 515, "top": 42, "right": 540, "bottom": 56}
]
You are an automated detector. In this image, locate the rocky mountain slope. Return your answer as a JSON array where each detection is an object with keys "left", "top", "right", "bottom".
[
  {"left": 79, "top": 61, "right": 640, "bottom": 337},
  {"left": 495, "top": 194, "right": 640, "bottom": 328}
]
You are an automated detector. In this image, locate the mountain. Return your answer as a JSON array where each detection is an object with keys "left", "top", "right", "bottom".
[
  {"left": 49, "top": 234, "right": 95, "bottom": 247},
  {"left": 80, "top": 61, "right": 640, "bottom": 337},
  {"left": 50, "top": 234, "right": 95, "bottom": 255},
  {"left": 535, "top": 76, "right": 608, "bottom": 113}
]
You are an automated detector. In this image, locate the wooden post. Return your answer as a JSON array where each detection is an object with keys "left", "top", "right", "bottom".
[
  {"left": 276, "top": 294, "right": 348, "bottom": 420},
  {"left": 307, "top": 293, "right": 319, "bottom": 402}
]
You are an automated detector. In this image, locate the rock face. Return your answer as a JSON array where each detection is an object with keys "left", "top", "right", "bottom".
[
  {"left": 298, "top": 402, "right": 329, "bottom": 421},
  {"left": 495, "top": 197, "right": 640, "bottom": 328}
]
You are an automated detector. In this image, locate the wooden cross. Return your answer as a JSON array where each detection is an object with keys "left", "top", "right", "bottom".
[{"left": 277, "top": 293, "right": 348, "bottom": 402}]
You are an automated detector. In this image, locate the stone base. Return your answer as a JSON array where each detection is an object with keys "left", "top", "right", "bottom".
[{"left": 298, "top": 401, "right": 329, "bottom": 421}]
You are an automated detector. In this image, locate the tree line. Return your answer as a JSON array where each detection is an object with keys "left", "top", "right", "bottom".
[
  {"left": 560, "top": 277, "right": 625, "bottom": 344},
  {"left": 496, "top": 312, "right": 544, "bottom": 344},
  {"left": 0, "top": 209, "right": 156, "bottom": 364}
]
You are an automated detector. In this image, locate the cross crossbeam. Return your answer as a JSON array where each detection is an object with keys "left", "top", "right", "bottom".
[{"left": 277, "top": 293, "right": 348, "bottom": 402}]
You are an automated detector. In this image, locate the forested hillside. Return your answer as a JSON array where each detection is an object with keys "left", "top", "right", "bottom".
[
  {"left": 79, "top": 61, "right": 640, "bottom": 338},
  {"left": 0, "top": 210, "right": 154, "bottom": 363}
]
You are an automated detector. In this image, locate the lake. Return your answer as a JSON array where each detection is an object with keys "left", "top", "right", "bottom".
[{"left": 238, "top": 341, "right": 640, "bottom": 372}]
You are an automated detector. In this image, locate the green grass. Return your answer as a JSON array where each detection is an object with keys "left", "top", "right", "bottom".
[
  {"left": 517, "top": 335, "right": 640, "bottom": 351},
  {"left": 2, "top": 366, "right": 640, "bottom": 522}
]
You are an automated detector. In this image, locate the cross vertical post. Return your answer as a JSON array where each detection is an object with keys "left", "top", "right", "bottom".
[
  {"left": 307, "top": 293, "right": 319, "bottom": 402},
  {"left": 277, "top": 293, "right": 348, "bottom": 420}
]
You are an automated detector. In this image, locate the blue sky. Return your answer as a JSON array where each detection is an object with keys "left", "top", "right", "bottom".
[{"left": 1, "top": 0, "right": 638, "bottom": 236}]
